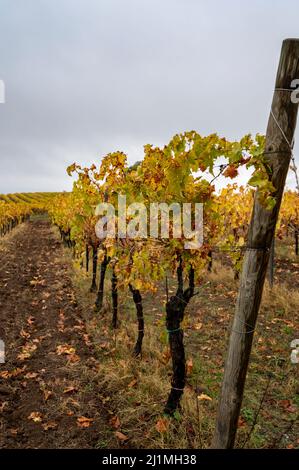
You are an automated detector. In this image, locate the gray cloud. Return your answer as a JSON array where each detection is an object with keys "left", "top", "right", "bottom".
[{"left": 0, "top": 0, "right": 298, "bottom": 192}]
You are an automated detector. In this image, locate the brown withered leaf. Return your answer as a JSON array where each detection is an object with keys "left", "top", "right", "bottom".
[
  {"left": 30, "top": 278, "right": 46, "bottom": 286},
  {"left": 0, "top": 371, "right": 10, "bottom": 379},
  {"left": 238, "top": 416, "right": 246, "bottom": 428},
  {"left": 28, "top": 412, "right": 42, "bottom": 423},
  {"left": 279, "top": 400, "right": 297, "bottom": 413},
  {"left": 83, "top": 334, "right": 91, "bottom": 346},
  {"left": 43, "top": 390, "right": 53, "bottom": 401},
  {"left": 109, "top": 415, "right": 121, "bottom": 429},
  {"left": 115, "top": 431, "right": 129, "bottom": 441},
  {"left": 101, "top": 396, "right": 111, "bottom": 403},
  {"left": 161, "top": 348, "right": 171, "bottom": 365},
  {"left": 67, "top": 353, "right": 80, "bottom": 363},
  {"left": 56, "top": 344, "right": 76, "bottom": 355},
  {"left": 223, "top": 164, "right": 238, "bottom": 179},
  {"left": 17, "top": 343, "right": 37, "bottom": 361},
  {"left": 192, "top": 322, "right": 203, "bottom": 331},
  {"left": 128, "top": 379, "right": 137, "bottom": 389},
  {"left": 68, "top": 398, "right": 80, "bottom": 408},
  {"left": 42, "top": 421, "right": 58, "bottom": 431},
  {"left": 0, "top": 366, "right": 26, "bottom": 379},
  {"left": 186, "top": 358, "right": 193, "bottom": 376},
  {"left": 20, "top": 329, "right": 31, "bottom": 339},
  {"left": 77, "top": 416, "right": 94, "bottom": 428},
  {"left": 63, "top": 386, "right": 78, "bottom": 394},
  {"left": 103, "top": 348, "right": 116, "bottom": 356},
  {"left": 156, "top": 417, "right": 169, "bottom": 433},
  {"left": 9, "top": 428, "right": 18, "bottom": 435},
  {"left": 24, "top": 372, "right": 38, "bottom": 379},
  {"left": 0, "top": 401, "right": 8, "bottom": 412}
]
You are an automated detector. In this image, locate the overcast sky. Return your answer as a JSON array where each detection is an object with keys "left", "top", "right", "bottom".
[{"left": 0, "top": 0, "right": 298, "bottom": 193}]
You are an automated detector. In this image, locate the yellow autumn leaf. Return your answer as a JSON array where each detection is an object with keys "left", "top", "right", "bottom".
[
  {"left": 197, "top": 393, "right": 212, "bottom": 401},
  {"left": 28, "top": 412, "right": 42, "bottom": 423}
]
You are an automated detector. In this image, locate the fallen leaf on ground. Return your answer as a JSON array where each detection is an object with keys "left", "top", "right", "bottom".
[
  {"left": 279, "top": 400, "right": 297, "bottom": 413},
  {"left": 17, "top": 343, "right": 37, "bottom": 361},
  {"left": 56, "top": 344, "right": 76, "bottom": 355},
  {"left": 30, "top": 279, "right": 46, "bottom": 287},
  {"left": 77, "top": 416, "right": 94, "bottom": 428},
  {"left": 197, "top": 393, "right": 212, "bottom": 401},
  {"left": 238, "top": 417, "right": 246, "bottom": 428},
  {"left": 28, "top": 412, "right": 42, "bottom": 423},
  {"left": 9, "top": 428, "right": 18, "bottom": 435},
  {"left": 0, "top": 401, "right": 8, "bottom": 412},
  {"left": 109, "top": 415, "right": 121, "bottom": 429},
  {"left": 68, "top": 398, "right": 80, "bottom": 408},
  {"left": 43, "top": 390, "right": 53, "bottom": 401},
  {"left": 0, "top": 366, "right": 26, "bottom": 379},
  {"left": 101, "top": 396, "right": 111, "bottom": 403},
  {"left": 67, "top": 353, "right": 80, "bottom": 363},
  {"left": 186, "top": 358, "right": 193, "bottom": 375},
  {"left": 128, "top": 379, "right": 137, "bottom": 389},
  {"left": 115, "top": 431, "right": 129, "bottom": 441},
  {"left": 42, "top": 421, "right": 58, "bottom": 431},
  {"left": 20, "top": 329, "right": 31, "bottom": 339},
  {"left": 192, "top": 322, "right": 203, "bottom": 330},
  {"left": 0, "top": 371, "right": 10, "bottom": 379},
  {"left": 156, "top": 417, "right": 169, "bottom": 433},
  {"left": 161, "top": 348, "right": 171, "bottom": 364},
  {"left": 104, "top": 348, "right": 116, "bottom": 356},
  {"left": 24, "top": 372, "right": 38, "bottom": 379},
  {"left": 83, "top": 334, "right": 91, "bottom": 346},
  {"left": 63, "top": 386, "right": 78, "bottom": 394}
]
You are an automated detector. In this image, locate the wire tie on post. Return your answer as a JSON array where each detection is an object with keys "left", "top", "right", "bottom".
[
  {"left": 167, "top": 328, "right": 182, "bottom": 334},
  {"left": 244, "top": 245, "right": 270, "bottom": 252},
  {"left": 270, "top": 108, "right": 294, "bottom": 151},
  {"left": 174, "top": 295, "right": 189, "bottom": 305},
  {"left": 275, "top": 87, "right": 294, "bottom": 92},
  {"left": 231, "top": 328, "right": 255, "bottom": 335},
  {"left": 230, "top": 317, "right": 255, "bottom": 335}
]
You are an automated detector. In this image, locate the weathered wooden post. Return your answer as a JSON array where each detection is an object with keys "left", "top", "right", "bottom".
[
  {"left": 267, "top": 238, "right": 275, "bottom": 288},
  {"left": 212, "top": 39, "right": 299, "bottom": 449}
]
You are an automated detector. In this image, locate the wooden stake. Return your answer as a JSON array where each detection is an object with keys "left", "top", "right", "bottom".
[
  {"left": 212, "top": 39, "right": 299, "bottom": 449},
  {"left": 267, "top": 238, "right": 275, "bottom": 288}
]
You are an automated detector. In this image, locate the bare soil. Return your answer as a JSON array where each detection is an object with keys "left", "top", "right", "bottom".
[{"left": 0, "top": 217, "right": 110, "bottom": 448}]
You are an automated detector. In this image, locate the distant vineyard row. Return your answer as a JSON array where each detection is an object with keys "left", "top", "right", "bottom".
[{"left": 0, "top": 192, "right": 61, "bottom": 236}]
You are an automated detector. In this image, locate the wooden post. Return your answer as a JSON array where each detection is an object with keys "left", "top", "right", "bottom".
[
  {"left": 212, "top": 39, "right": 299, "bottom": 449},
  {"left": 267, "top": 238, "right": 275, "bottom": 288}
]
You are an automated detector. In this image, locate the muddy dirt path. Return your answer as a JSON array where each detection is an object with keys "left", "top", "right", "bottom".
[{"left": 0, "top": 217, "right": 109, "bottom": 448}]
